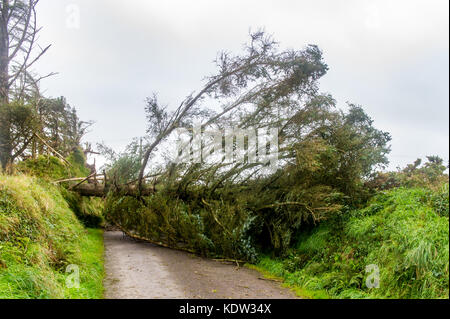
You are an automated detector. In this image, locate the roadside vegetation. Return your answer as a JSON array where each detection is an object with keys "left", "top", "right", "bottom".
[
  {"left": 0, "top": 102, "right": 105, "bottom": 298},
  {"left": 0, "top": 1, "right": 105, "bottom": 298},
  {"left": 0, "top": 173, "right": 104, "bottom": 299},
  {"left": 255, "top": 183, "right": 449, "bottom": 299}
]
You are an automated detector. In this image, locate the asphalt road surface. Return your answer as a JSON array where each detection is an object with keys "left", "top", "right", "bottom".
[{"left": 103, "top": 231, "right": 297, "bottom": 299}]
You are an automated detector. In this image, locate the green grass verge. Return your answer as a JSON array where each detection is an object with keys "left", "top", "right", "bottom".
[
  {"left": 246, "top": 262, "right": 330, "bottom": 299},
  {"left": 0, "top": 174, "right": 104, "bottom": 299},
  {"left": 252, "top": 185, "right": 449, "bottom": 299},
  {"left": 65, "top": 228, "right": 104, "bottom": 299}
]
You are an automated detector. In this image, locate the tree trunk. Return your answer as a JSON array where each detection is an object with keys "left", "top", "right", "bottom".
[
  {"left": 0, "top": 5, "right": 11, "bottom": 169},
  {"left": 74, "top": 184, "right": 155, "bottom": 198}
]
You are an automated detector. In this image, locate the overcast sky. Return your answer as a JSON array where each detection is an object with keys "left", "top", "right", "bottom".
[{"left": 34, "top": 0, "right": 449, "bottom": 170}]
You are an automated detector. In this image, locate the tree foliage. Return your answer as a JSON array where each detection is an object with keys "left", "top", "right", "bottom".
[
  {"left": 367, "top": 156, "right": 449, "bottom": 191},
  {"left": 1, "top": 95, "right": 93, "bottom": 168},
  {"left": 1, "top": 0, "right": 52, "bottom": 169}
]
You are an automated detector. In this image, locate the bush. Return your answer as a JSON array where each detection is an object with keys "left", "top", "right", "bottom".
[
  {"left": 255, "top": 186, "right": 449, "bottom": 299},
  {"left": 367, "top": 157, "right": 449, "bottom": 192}
]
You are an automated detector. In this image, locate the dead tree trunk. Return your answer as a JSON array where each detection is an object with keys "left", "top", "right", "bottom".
[{"left": 0, "top": 3, "right": 10, "bottom": 169}]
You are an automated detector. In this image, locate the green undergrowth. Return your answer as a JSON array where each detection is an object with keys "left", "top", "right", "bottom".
[
  {"left": 0, "top": 174, "right": 104, "bottom": 299},
  {"left": 61, "top": 189, "right": 105, "bottom": 228},
  {"left": 16, "top": 148, "right": 90, "bottom": 181},
  {"left": 246, "top": 263, "right": 330, "bottom": 299},
  {"left": 16, "top": 153, "right": 104, "bottom": 228},
  {"left": 104, "top": 191, "right": 258, "bottom": 261},
  {"left": 254, "top": 185, "right": 449, "bottom": 299}
]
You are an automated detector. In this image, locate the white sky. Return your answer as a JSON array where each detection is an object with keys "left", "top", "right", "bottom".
[{"left": 34, "top": 0, "right": 449, "bottom": 170}]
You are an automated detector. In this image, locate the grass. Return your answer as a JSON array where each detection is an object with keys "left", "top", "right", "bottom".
[
  {"left": 15, "top": 154, "right": 105, "bottom": 229},
  {"left": 246, "top": 262, "right": 330, "bottom": 299},
  {"left": 65, "top": 228, "right": 104, "bottom": 299},
  {"left": 16, "top": 149, "right": 90, "bottom": 182},
  {"left": 0, "top": 174, "right": 104, "bottom": 299},
  {"left": 252, "top": 186, "right": 449, "bottom": 299}
]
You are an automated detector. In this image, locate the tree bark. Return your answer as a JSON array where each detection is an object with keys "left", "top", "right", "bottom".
[
  {"left": 73, "top": 184, "right": 155, "bottom": 198},
  {"left": 0, "top": 2, "right": 11, "bottom": 169}
]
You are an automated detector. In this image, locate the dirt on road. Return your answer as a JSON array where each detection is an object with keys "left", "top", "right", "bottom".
[{"left": 103, "top": 231, "right": 297, "bottom": 299}]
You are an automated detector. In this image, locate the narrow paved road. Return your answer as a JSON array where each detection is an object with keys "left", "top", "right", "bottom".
[{"left": 103, "top": 231, "right": 297, "bottom": 299}]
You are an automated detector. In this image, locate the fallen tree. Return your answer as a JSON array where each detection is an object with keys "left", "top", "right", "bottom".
[
  {"left": 100, "top": 31, "right": 392, "bottom": 261},
  {"left": 55, "top": 171, "right": 159, "bottom": 197}
]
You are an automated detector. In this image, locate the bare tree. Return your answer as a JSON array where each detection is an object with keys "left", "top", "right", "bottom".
[{"left": 0, "top": 0, "right": 51, "bottom": 169}]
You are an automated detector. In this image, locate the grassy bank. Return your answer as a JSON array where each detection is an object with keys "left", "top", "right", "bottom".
[
  {"left": 253, "top": 186, "right": 449, "bottom": 299},
  {"left": 0, "top": 174, "right": 104, "bottom": 299},
  {"left": 17, "top": 154, "right": 105, "bottom": 228}
]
